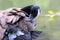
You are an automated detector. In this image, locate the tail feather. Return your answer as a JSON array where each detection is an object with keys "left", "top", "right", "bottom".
[{"left": 31, "top": 31, "right": 42, "bottom": 39}]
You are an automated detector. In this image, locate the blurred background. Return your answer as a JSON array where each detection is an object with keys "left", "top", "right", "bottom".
[{"left": 0, "top": 0, "right": 60, "bottom": 40}]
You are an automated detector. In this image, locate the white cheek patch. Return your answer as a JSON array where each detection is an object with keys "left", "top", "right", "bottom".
[
  {"left": 8, "top": 30, "right": 24, "bottom": 40},
  {"left": 37, "top": 9, "right": 41, "bottom": 16},
  {"left": 8, "top": 33, "right": 17, "bottom": 40},
  {"left": 16, "top": 30, "right": 24, "bottom": 36}
]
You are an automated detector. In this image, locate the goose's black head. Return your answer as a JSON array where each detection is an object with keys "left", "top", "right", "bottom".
[{"left": 21, "top": 5, "right": 41, "bottom": 20}]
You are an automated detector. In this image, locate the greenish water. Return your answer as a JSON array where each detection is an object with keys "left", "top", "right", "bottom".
[
  {"left": 35, "top": 16, "right": 60, "bottom": 40},
  {"left": 0, "top": 0, "right": 34, "bottom": 9},
  {"left": 0, "top": 0, "right": 60, "bottom": 40}
]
